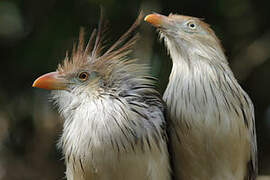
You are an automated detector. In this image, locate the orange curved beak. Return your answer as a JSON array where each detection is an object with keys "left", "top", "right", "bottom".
[
  {"left": 32, "top": 72, "right": 68, "bottom": 90},
  {"left": 144, "top": 13, "right": 172, "bottom": 28}
]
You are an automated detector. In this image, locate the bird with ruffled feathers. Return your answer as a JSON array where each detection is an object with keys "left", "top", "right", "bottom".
[{"left": 33, "top": 12, "right": 171, "bottom": 180}]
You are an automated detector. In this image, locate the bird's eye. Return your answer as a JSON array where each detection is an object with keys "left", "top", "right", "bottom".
[
  {"left": 78, "top": 72, "right": 89, "bottom": 81},
  {"left": 187, "top": 21, "right": 196, "bottom": 30}
]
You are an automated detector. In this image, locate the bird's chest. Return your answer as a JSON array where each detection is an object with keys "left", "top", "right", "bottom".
[
  {"left": 60, "top": 117, "right": 112, "bottom": 175},
  {"left": 58, "top": 102, "right": 123, "bottom": 175},
  {"left": 169, "top": 114, "right": 249, "bottom": 180},
  {"left": 164, "top": 77, "right": 238, "bottom": 139},
  {"left": 60, "top": 119, "right": 153, "bottom": 180},
  {"left": 60, "top": 117, "right": 129, "bottom": 180},
  {"left": 164, "top": 77, "right": 250, "bottom": 179},
  {"left": 58, "top": 99, "right": 150, "bottom": 179}
]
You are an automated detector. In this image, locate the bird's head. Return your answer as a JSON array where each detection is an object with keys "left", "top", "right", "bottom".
[
  {"left": 144, "top": 13, "right": 225, "bottom": 63},
  {"left": 33, "top": 12, "right": 144, "bottom": 100},
  {"left": 32, "top": 29, "right": 103, "bottom": 94}
]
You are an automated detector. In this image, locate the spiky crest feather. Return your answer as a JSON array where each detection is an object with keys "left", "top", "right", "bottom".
[{"left": 57, "top": 11, "right": 144, "bottom": 82}]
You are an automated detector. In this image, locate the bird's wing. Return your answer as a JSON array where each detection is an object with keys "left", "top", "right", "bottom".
[{"left": 242, "top": 92, "right": 257, "bottom": 180}]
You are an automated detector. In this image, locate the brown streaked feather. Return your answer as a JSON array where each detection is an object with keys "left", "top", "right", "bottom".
[
  {"left": 57, "top": 28, "right": 89, "bottom": 74},
  {"left": 57, "top": 11, "right": 143, "bottom": 77},
  {"left": 102, "top": 12, "right": 143, "bottom": 57},
  {"left": 95, "top": 11, "right": 143, "bottom": 69},
  {"left": 95, "top": 33, "right": 140, "bottom": 68},
  {"left": 84, "top": 28, "right": 97, "bottom": 57},
  {"left": 91, "top": 8, "right": 106, "bottom": 59}
]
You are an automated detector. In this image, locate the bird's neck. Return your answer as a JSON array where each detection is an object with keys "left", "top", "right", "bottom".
[
  {"left": 57, "top": 94, "right": 127, "bottom": 155},
  {"left": 54, "top": 86, "right": 160, "bottom": 159},
  {"left": 163, "top": 42, "right": 242, "bottom": 124},
  {"left": 163, "top": 35, "right": 227, "bottom": 66},
  {"left": 54, "top": 92, "right": 134, "bottom": 176}
]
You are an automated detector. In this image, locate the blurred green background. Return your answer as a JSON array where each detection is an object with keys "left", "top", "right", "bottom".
[{"left": 0, "top": 0, "right": 270, "bottom": 179}]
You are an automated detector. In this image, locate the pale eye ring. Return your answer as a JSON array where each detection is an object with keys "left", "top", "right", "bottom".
[
  {"left": 78, "top": 72, "right": 89, "bottom": 81},
  {"left": 187, "top": 21, "right": 196, "bottom": 30}
]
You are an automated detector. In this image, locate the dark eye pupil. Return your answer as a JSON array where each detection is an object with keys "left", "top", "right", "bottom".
[
  {"left": 190, "top": 23, "right": 195, "bottom": 28},
  {"left": 79, "top": 72, "right": 88, "bottom": 80}
]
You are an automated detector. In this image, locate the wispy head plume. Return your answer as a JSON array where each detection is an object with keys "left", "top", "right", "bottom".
[{"left": 57, "top": 10, "right": 144, "bottom": 77}]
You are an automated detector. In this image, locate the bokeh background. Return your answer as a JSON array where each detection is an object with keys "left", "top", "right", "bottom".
[{"left": 0, "top": 0, "right": 270, "bottom": 179}]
